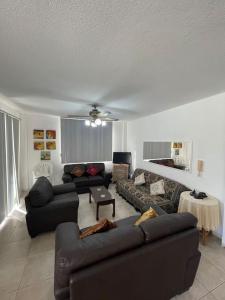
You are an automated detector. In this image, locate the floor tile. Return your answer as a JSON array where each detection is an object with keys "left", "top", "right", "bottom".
[
  {"left": 196, "top": 256, "right": 225, "bottom": 291},
  {"left": 176, "top": 279, "right": 208, "bottom": 299},
  {"left": 0, "top": 258, "right": 26, "bottom": 292},
  {"left": 19, "top": 250, "right": 54, "bottom": 288},
  {"left": 200, "top": 293, "right": 217, "bottom": 300},
  {"left": 29, "top": 232, "right": 55, "bottom": 256},
  {"left": 0, "top": 240, "right": 31, "bottom": 263},
  {"left": 0, "top": 290, "right": 17, "bottom": 300},
  {"left": 211, "top": 282, "right": 225, "bottom": 300},
  {"left": 15, "top": 279, "right": 54, "bottom": 300}
]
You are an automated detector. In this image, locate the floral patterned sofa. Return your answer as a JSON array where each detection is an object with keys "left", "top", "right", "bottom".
[{"left": 116, "top": 168, "right": 190, "bottom": 213}]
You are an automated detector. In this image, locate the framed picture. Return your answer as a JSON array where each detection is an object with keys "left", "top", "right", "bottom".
[
  {"left": 46, "top": 130, "right": 56, "bottom": 139},
  {"left": 40, "top": 151, "right": 51, "bottom": 160},
  {"left": 34, "top": 141, "right": 44, "bottom": 150},
  {"left": 33, "top": 129, "right": 44, "bottom": 139},
  {"left": 46, "top": 141, "right": 56, "bottom": 150}
]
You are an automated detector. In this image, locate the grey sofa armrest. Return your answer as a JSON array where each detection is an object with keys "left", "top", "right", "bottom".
[
  {"left": 53, "top": 183, "right": 76, "bottom": 195},
  {"left": 62, "top": 173, "right": 73, "bottom": 183}
]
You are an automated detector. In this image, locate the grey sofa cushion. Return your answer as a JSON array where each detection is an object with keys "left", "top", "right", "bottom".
[
  {"left": 139, "top": 212, "right": 197, "bottom": 243},
  {"left": 55, "top": 222, "right": 144, "bottom": 289},
  {"left": 29, "top": 176, "right": 53, "bottom": 207}
]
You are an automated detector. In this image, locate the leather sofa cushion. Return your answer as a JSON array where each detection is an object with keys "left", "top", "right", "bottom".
[
  {"left": 115, "top": 215, "right": 140, "bottom": 227},
  {"left": 73, "top": 176, "right": 89, "bottom": 187},
  {"left": 88, "top": 175, "right": 104, "bottom": 186},
  {"left": 52, "top": 192, "right": 79, "bottom": 209},
  {"left": 55, "top": 222, "right": 144, "bottom": 289},
  {"left": 29, "top": 176, "right": 53, "bottom": 207},
  {"left": 139, "top": 212, "right": 197, "bottom": 243},
  {"left": 52, "top": 183, "right": 76, "bottom": 195}
]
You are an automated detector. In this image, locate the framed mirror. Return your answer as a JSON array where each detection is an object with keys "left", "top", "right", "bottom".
[{"left": 143, "top": 141, "right": 192, "bottom": 172}]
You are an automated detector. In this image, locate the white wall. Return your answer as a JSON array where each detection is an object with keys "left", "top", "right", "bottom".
[
  {"left": 21, "top": 115, "right": 127, "bottom": 190},
  {"left": 127, "top": 93, "right": 225, "bottom": 244}
]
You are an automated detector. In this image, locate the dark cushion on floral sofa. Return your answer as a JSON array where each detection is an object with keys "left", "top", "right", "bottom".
[{"left": 116, "top": 168, "right": 190, "bottom": 213}]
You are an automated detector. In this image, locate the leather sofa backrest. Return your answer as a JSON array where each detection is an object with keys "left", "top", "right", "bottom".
[
  {"left": 64, "top": 163, "right": 105, "bottom": 175},
  {"left": 139, "top": 212, "right": 197, "bottom": 243},
  {"left": 55, "top": 222, "right": 144, "bottom": 290},
  {"left": 86, "top": 163, "right": 105, "bottom": 174},
  {"left": 64, "top": 164, "right": 85, "bottom": 174},
  {"left": 28, "top": 176, "right": 53, "bottom": 207}
]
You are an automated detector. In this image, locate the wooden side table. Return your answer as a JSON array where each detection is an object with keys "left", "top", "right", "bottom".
[{"left": 178, "top": 191, "right": 220, "bottom": 245}]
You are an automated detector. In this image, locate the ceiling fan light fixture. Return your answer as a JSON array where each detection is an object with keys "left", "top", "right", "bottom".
[
  {"left": 85, "top": 120, "right": 91, "bottom": 126},
  {"left": 101, "top": 121, "right": 107, "bottom": 126},
  {"left": 95, "top": 118, "right": 102, "bottom": 125},
  {"left": 91, "top": 121, "right": 97, "bottom": 127}
]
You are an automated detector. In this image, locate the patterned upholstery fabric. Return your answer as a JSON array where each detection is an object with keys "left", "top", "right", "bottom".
[{"left": 116, "top": 168, "right": 190, "bottom": 214}]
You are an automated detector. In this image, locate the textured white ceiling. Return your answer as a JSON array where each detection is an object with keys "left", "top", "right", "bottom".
[{"left": 0, "top": 0, "right": 225, "bottom": 119}]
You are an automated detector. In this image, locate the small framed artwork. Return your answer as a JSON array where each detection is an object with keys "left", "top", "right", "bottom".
[
  {"left": 46, "top": 141, "right": 56, "bottom": 150},
  {"left": 46, "top": 130, "right": 56, "bottom": 139},
  {"left": 33, "top": 129, "right": 44, "bottom": 139},
  {"left": 34, "top": 141, "right": 44, "bottom": 150},
  {"left": 41, "top": 151, "right": 51, "bottom": 160}
]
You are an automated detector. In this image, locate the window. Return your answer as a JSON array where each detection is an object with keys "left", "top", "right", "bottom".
[
  {"left": 61, "top": 119, "right": 112, "bottom": 163},
  {"left": 0, "top": 111, "right": 20, "bottom": 223}
]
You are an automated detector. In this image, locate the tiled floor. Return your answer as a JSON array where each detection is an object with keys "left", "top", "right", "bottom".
[{"left": 0, "top": 185, "right": 225, "bottom": 300}]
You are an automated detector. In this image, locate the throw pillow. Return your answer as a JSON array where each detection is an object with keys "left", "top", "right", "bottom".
[
  {"left": 87, "top": 165, "right": 99, "bottom": 176},
  {"left": 150, "top": 179, "right": 165, "bottom": 195},
  {"left": 71, "top": 165, "right": 85, "bottom": 177},
  {"left": 134, "top": 173, "right": 145, "bottom": 185},
  {"left": 80, "top": 218, "right": 117, "bottom": 239},
  {"left": 134, "top": 207, "right": 158, "bottom": 226}
]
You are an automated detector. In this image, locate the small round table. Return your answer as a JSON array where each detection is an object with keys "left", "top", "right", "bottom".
[{"left": 178, "top": 191, "right": 220, "bottom": 244}]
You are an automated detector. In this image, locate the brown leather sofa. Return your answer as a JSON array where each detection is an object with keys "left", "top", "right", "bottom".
[{"left": 54, "top": 212, "right": 201, "bottom": 300}]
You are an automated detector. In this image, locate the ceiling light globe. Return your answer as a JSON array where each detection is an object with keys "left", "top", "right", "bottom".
[
  {"left": 91, "top": 122, "right": 97, "bottom": 127},
  {"left": 95, "top": 118, "right": 102, "bottom": 125},
  {"left": 85, "top": 120, "right": 91, "bottom": 126},
  {"left": 101, "top": 121, "right": 107, "bottom": 126}
]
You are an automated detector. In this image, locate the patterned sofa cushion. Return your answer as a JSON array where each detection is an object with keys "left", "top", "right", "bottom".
[{"left": 117, "top": 168, "right": 190, "bottom": 214}]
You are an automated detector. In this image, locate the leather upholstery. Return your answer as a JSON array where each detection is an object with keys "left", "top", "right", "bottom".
[
  {"left": 25, "top": 178, "right": 79, "bottom": 237},
  {"left": 28, "top": 176, "right": 53, "bottom": 207},
  {"left": 62, "top": 163, "right": 111, "bottom": 193},
  {"left": 54, "top": 213, "right": 200, "bottom": 300},
  {"left": 139, "top": 212, "right": 197, "bottom": 243}
]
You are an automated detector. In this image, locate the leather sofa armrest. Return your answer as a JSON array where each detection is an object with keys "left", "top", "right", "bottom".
[
  {"left": 53, "top": 183, "right": 76, "bottom": 195},
  {"left": 102, "top": 171, "right": 112, "bottom": 188},
  {"left": 62, "top": 173, "right": 73, "bottom": 183}
]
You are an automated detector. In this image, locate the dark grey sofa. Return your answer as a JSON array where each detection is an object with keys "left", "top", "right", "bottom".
[
  {"left": 25, "top": 177, "right": 79, "bottom": 237},
  {"left": 62, "top": 163, "right": 111, "bottom": 194},
  {"left": 116, "top": 168, "right": 190, "bottom": 213},
  {"left": 54, "top": 212, "right": 201, "bottom": 300}
]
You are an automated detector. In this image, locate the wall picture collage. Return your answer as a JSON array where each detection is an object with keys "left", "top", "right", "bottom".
[{"left": 33, "top": 130, "right": 56, "bottom": 160}]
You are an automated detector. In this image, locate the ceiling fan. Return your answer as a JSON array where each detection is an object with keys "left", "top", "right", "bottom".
[{"left": 67, "top": 104, "right": 119, "bottom": 127}]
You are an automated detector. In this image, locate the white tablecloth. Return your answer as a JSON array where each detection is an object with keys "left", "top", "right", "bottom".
[{"left": 178, "top": 191, "right": 220, "bottom": 231}]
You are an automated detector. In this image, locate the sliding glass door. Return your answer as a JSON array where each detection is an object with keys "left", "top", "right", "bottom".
[
  {"left": 0, "top": 111, "right": 20, "bottom": 222},
  {"left": 0, "top": 112, "right": 7, "bottom": 223}
]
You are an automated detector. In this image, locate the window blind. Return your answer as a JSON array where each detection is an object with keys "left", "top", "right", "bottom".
[
  {"left": 61, "top": 119, "right": 112, "bottom": 163},
  {"left": 143, "top": 141, "right": 171, "bottom": 160}
]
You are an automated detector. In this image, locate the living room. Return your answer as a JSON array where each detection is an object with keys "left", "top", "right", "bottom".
[{"left": 0, "top": 1, "right": 225, "bottom": 300}]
